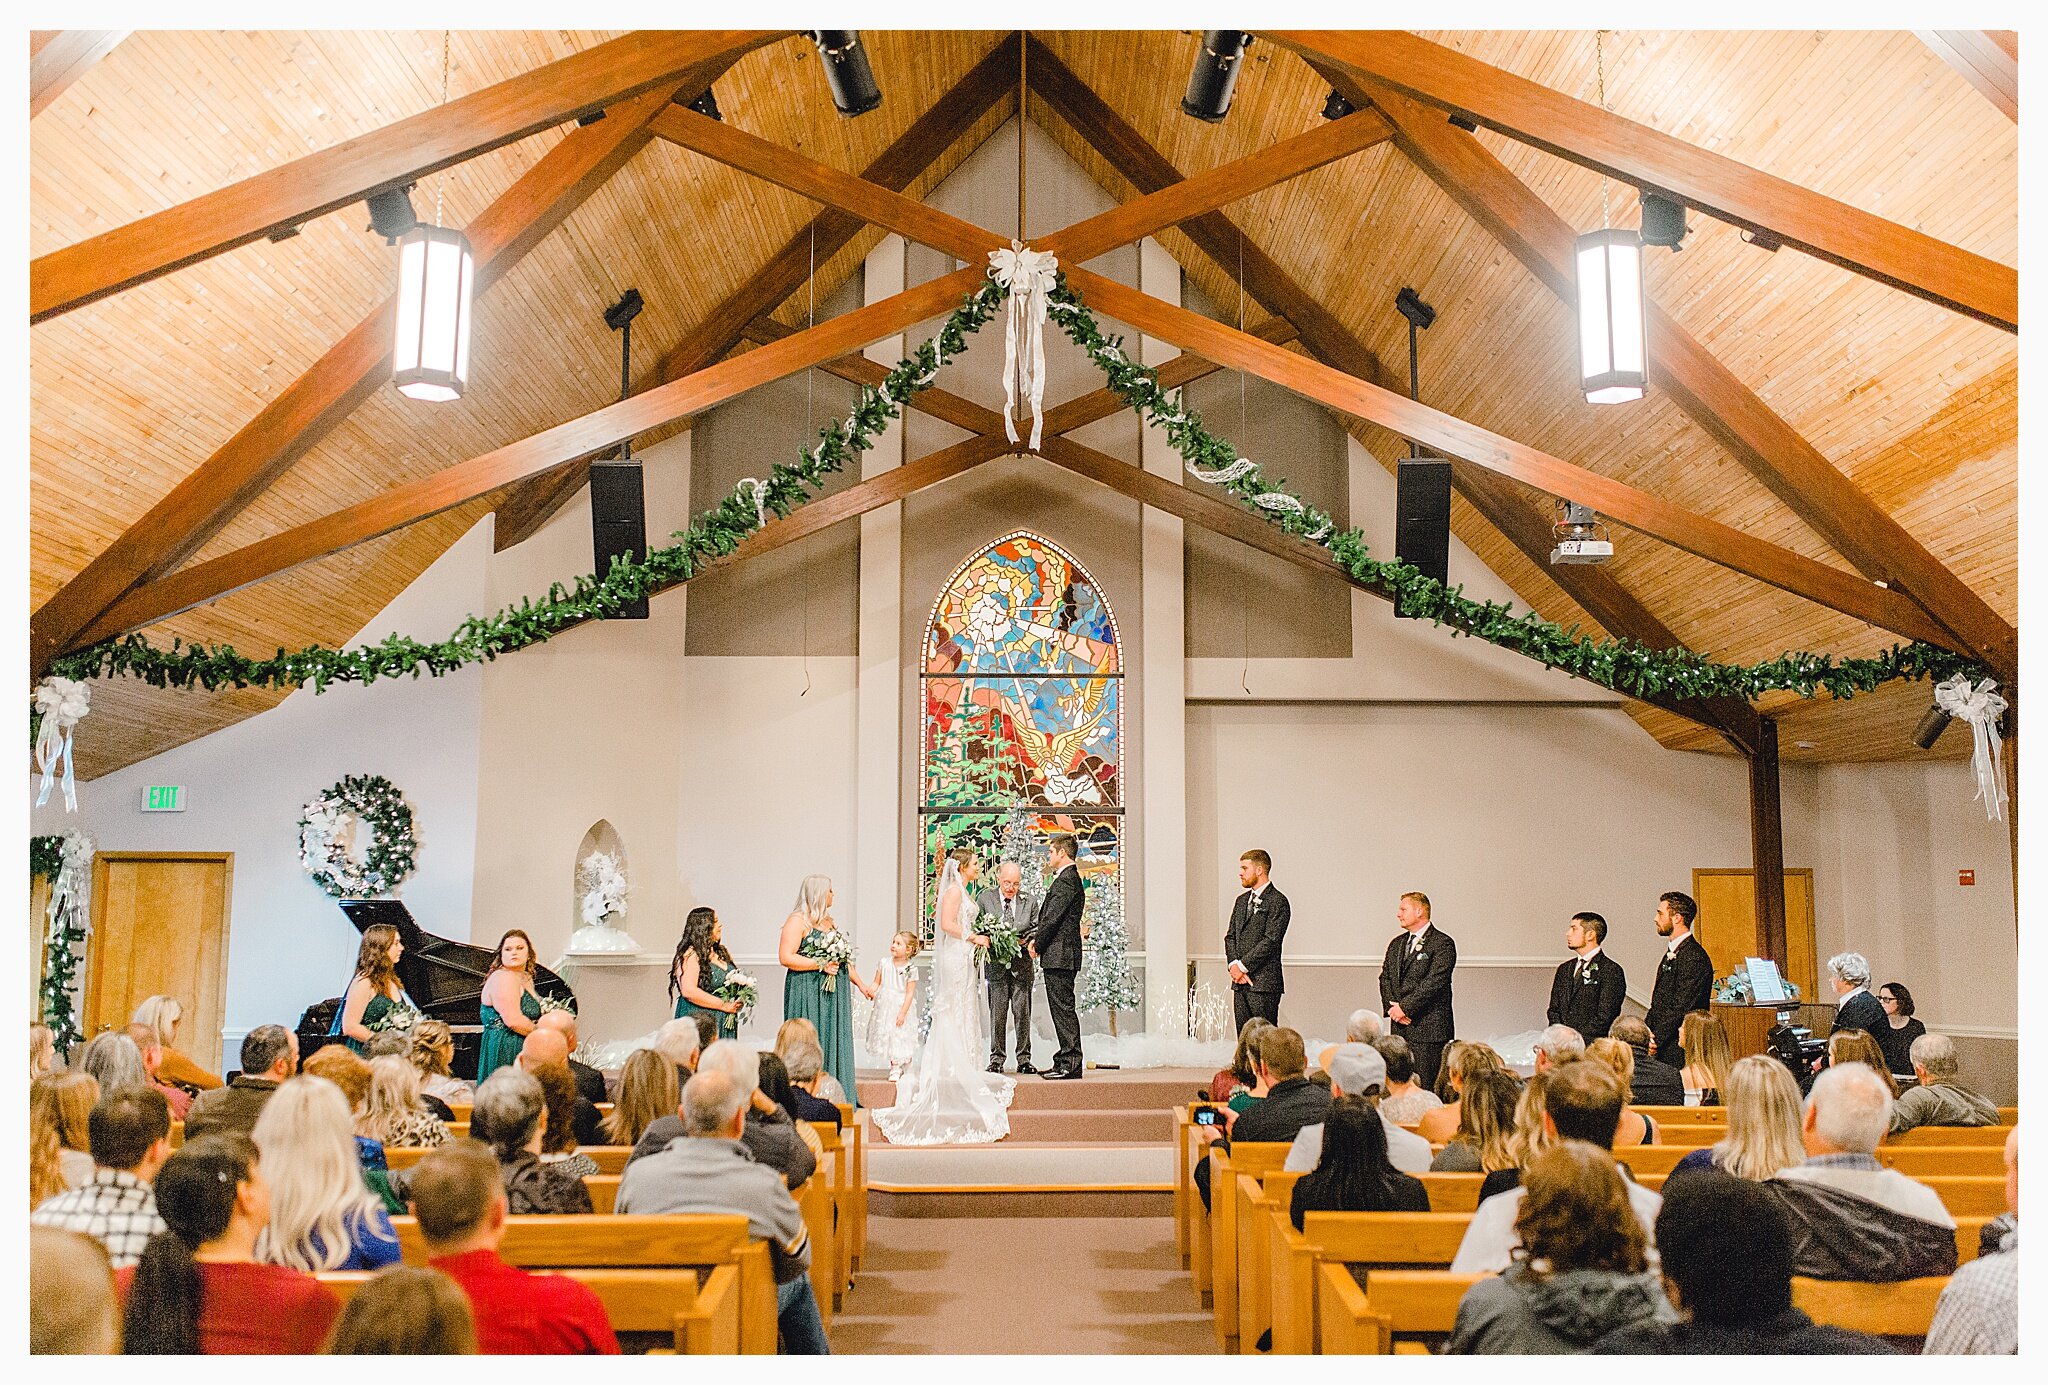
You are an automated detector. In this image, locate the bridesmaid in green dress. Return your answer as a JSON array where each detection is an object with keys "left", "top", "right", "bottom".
[
  {"left": 778, "top": 875, "right": 875, "bottom": 1105},
  {"left": 476, "top": 929, "right": 542, "bottom": 1083},
  {"left": 671, "top": 907, "right": 743, "bottom": 1041},
  {"left": 338, "top": 924, "right": 411, "bottom": 1055}
]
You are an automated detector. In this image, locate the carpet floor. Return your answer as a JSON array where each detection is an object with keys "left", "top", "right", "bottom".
[{"left": 827, "top": 1215, "right": 1218, "bottom": 1355}]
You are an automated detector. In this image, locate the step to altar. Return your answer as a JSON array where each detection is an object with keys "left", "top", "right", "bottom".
[
  {"left": 855, "top": 1066, "right": 1209, "bottom": 1147},
  {"left": 863, "top": 1139, "right": 1172, "bottom": 1217}
]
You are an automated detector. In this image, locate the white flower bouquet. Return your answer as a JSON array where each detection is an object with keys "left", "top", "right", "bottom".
[
  {"left": 798, "top": 930, "right": 855, "bottom": 993},
  {"left": 715, "top": 969, "right": 760, "bottom": 1025},
  {"left": 368, "top": 1000, "right": 421, "bottom": 1035},
  {"left": 576, "top": 850, "right": 629, "bottom": 928},
  {"left": 536, "top": 995, "right": 577, "bottom": 1017}
]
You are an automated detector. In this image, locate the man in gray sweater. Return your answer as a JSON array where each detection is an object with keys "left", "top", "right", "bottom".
[
  {"left": 624, "top": 1040, "right": 816, "bottom": 1190},
  {"left": 616, "top": 1069, "right": 830, "bottom": 1354},
  {"left": 1889, "top": 1033, "right": 2000, "bottom": 1135}
]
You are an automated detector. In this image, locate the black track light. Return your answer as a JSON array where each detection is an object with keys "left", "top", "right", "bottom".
[
  {"left": 365, "top": 185, "right": 419, "bottom": 244},
  {"left": 1321, "top": 88, "right": 1355, "bottom": 121},
  {"left": 1640, "top": 192, "right": 1689, "bottom": 250},
  {"left": 1448, "top": 113, "right": 1479, "bottom": 132},
  {"left": 685, "top": 86, "right": 723, "bottom": 122},
  {"left": 1182, "top": 31, "right": 1251, "bottom": 123},
  {"left": 811, "top": 31, "right": 881, "bottom": 117}
]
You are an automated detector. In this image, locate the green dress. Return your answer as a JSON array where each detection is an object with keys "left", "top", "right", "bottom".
[
  {"left": 345, "top": 992, "right": 398, "bottom": 1055},
  {"left": 676, "top": 953, "right": 740, "bottom": 1041},
  {"left": 477, "top": 988, "right": 540, "bottom": 1083},
  {"left": 783, "top": 928, "right": 857, "bottom": 1107}
]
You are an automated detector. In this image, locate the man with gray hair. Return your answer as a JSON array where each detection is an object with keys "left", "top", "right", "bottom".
[
  {"left": 777, "top": 1030, "right": 842, "bottom": 1127},
  {"left": 184, "top": 1025, "right": 297, "bottom": 1143},
  {"left": 979, "top": 859, "right": 1039, "bottom": 1074},
  {"left": 616, "top": 1070, "right": 829, "bottom": 1353},
  {"left": 1283, "top": 1043, "right": 1433, "bottom": 1175},
  {"left": 1318, "top": 1009, "right": 1385, "bottom": 1075},
  {"left": 625, "top": 1040, "right": 815, "bottom": 1189},
  {"left": 1532, "top": 1023, "right": 1585, "bottom": 1073},
  {"left": 1824, "top": 951, "right": 1885, "bottom": 1037},
  {"left": 652, "top": 1017, "right": 701, "bottom": 1089},
  {"left": 1889, "top": 1033, "right": 1999, "bottom": 1134}
]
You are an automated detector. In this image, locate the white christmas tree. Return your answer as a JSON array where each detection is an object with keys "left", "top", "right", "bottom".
[{"left": 1078, "top": 876, "right": 1141, "bottom": 1034}]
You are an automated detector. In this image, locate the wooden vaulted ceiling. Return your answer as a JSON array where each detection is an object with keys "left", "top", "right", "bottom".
[{"left": 29, "top": 31, "right": 2016, "bottom": 779}]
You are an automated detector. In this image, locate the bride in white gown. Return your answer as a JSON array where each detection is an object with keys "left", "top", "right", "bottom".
[{"left": 872, "top": 848, "right": 1017, "bottom": 1145}]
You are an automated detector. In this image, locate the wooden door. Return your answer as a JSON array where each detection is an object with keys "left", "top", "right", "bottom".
[
  {"left": 85, "top": 853, "right": 233, "bottom": 1071},
  {"left": 1692, "top": 868, "right": 1817, "bottom": 1002}
]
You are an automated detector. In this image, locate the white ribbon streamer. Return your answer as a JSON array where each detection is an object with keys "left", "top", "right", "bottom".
[
  {"left": 1933, "top": 674, "right": 2009, "bottom": 820},
  {"left": 734, "top": 477, "right": 771, "bottom": 528},
  {"left": 33, "top": 677, "right": 90, "bottom": 813},
  {"left": 987, "top": 241, "right": 1059, "bottom": 450}
]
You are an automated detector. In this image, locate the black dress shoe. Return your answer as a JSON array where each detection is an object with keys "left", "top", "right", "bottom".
[
  {"left": 1015, "top": 1061, "right": 1038, "bottom": 1075},
  {"left": 987, "top": 1059, "right": 1005, "bottom": 1074},
  {"left": 1041, "top": 1066, "right": 1082, "bottom": 1080}
]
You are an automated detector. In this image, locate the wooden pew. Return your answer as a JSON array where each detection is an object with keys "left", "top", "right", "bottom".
[
  {"left": 1794, "top": 1275, "right": 1949, "bottom": 1339},
  {"left": 810, "top": 1120, "right": 854, "bottom": 1303},
  {"left": 387, "top": 1214, "right": 777, "bottom": 1353},
  {"left": 386, "top": 1143, "right": 634, "bottom": 1174},
  {"left": 1888, "top": 1124, "right": 2015, "bottom": 1147},
  {"left": 836, "top": 1104, "right": 867, "bottom": 1276},
  {"left": 1173, "top": 1106, "right": 1193, "bottom": 1267},
  {"left": 1207, "top": 1142, "right": 1293, "bottom": 1352},
  {"left": 1607, "top": 1143, "right": 2003, "bottom": 1178},
  {"left": 319, "top": 1265, "right": 743, "bottom": 1353},
  {"left": 1315, "top": 1266, "right": 1483, "bottom": 1353},
  {"left": 1270, "top": 1207, "right": 1473, "bottom": 1354},
  {"left": 796, "top": 1165, "right": 836, "bottom": 1328}
]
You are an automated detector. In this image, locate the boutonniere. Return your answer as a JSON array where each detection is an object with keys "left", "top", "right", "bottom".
[{"left": 1580, "top": 962, "right": 1599, "bottom": 984}]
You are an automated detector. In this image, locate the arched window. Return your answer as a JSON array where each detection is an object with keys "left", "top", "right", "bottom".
[{"left": 920, "top": 532, "right": 1122, "bottom": 928}]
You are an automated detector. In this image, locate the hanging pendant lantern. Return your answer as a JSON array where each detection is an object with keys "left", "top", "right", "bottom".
[
  {"left": 392, "top": 224, "right": 475, "bottom": 402},
  {"left": 1576, "top": 227, "right": 1645, "bottom": 404}
]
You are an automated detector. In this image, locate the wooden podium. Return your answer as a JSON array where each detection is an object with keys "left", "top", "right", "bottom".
[{"left": 1713, "top": 1002, "right": 1781, "bottom": 1061}]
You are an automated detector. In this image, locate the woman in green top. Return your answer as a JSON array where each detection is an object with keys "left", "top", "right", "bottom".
[
  {"left": 476, "top": 929, "right": 541, "bottom": 1083},
  {"left": 778, "top": 875, "right": 874, "bottom": 1105},
  {"left": 671, "top": 907, "right": 743, "bottom": 1040},
  {"left": 338, "top": 925, "right": 411, "bottom": 1055}
]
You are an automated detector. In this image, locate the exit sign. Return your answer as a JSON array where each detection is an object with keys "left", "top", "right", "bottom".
[
  {"left": 1958, "top": 869, "right": 1976, "bottom": 887},
  {"left": 141, "top": 785, "right": 186, "bottom": 812}
]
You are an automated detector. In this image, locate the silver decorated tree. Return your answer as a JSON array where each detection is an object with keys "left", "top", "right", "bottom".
[{"left": 1078, "top": 876, "right": 1140, "bottom": 1035}]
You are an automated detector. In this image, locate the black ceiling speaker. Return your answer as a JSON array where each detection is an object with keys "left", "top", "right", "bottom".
[
  {"left": 685, "top": 86, "right": 723, "bottom": 122},
  {"left": 1392, "top": 285, "right": 1450, "bottom": 607},
  {"left": 592, "top": 289, "right": 649, "bottom": 619},
  {"left": 1640, "top": 192, "right": 1689, "bottom": 249},
  {"left": 1182, "top": 31, "right": 1252, "bottom": 122},
  {"left": 811, "top": 31, "right": 881, "bottom": 116},
  {"left": 1321, "top": 88, "right": 1355, "bottom": 121},
  {"left": 364, "top": 185, "right": 418, "bottom": 244}
]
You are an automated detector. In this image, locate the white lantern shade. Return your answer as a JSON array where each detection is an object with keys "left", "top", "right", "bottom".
[
  {"left": 393, "top": 224, "right": 475, "bottom": 402},
  {"left": 1576, "top": 227, "right": 1646, "bottom": 405}
]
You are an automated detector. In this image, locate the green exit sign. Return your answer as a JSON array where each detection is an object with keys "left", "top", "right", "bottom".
[{"left": 141, "top": 785, "right": 186, "bottom": 812}]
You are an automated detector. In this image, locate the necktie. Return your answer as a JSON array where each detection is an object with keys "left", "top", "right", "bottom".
[{"left": 1575, "top": 958, "right": 1586, "bottom": 982}]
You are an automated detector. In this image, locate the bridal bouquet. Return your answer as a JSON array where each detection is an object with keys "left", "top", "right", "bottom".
[
  {"left": 715, "top": 969, "right": 760, "bottom": 1025},
  {"left": 979, "top": 920, "right": 1024, "bottom": 970},
  {"left": 799, "top": 930, "right": 855, "bottom": 993},
  {"left": 367, "top": 1000, "right": 422, "bottom": 1036}
]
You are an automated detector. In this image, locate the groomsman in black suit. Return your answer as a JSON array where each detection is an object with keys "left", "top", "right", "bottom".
[
  {"left": 1645, "top": 890, "right": 1715, "bottom": 1070},
  {"left": 1029, "top": 834, "right": 1087, "bottom": 1080},
  {"left": 1546, "top": 911, "right": 1626, "bottom": 1043},
  {"left": 1379, "top": 891, "right": 1457, "bottom": 1088},
  {"left": 1223, "top": 850, "right": 1290, "bottom": 1031}
]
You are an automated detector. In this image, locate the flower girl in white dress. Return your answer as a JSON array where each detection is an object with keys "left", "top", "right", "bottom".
[{"left": 867, "top": 931, "right": 921, "bottom": 1081}]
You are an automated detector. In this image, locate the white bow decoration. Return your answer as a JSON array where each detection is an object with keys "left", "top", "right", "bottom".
[
  {"left": 734, "top": 477, "right": 771, "bottom": 528},
  {"left": 34, "top": 677, "right": 91, "bottom": 813},
  {"left": 1933, "top": 674, "right": 2009, "bottom": 821},
  {"left": 987, "top": 241, "right": 1059, "bottom": 450}
]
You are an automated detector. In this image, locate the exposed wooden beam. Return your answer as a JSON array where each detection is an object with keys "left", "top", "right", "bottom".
[
  {"left": 29, "top": 31, "right": 127, "bottom": 118},
  {"left": 75, "top": 266, "right": 988, "bottom": 643},
  {"left": 1749, "top": 717, "right": 1790, "bottom": 965},
  {"left": 1064, "top": 263, "right": 1956, "bottom": 650},
  {"left": 1346, "top": 78, "right": 2017, "bottom": 683},
  {"left": 29, "top": 30, "right": 784, "bottom": 323},
  {"left": 1270, "top": 30, "right": 2017, "bottom": 332},
  {"left": 1918, "top": 31, "right": 2018, "bottom": 122},
  {"left": 30, "top": 81, "right": 703, "bottom": 675},
  {"left": 491, "top": 34, "right": 1022, "bottom": 550}
]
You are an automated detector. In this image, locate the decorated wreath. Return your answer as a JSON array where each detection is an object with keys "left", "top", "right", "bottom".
[{"left": 298, "top": 774, "right": 418, "bottom": 899}]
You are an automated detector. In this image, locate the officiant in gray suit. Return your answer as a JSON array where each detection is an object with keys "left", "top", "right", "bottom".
[{"left": 980, "top": 859, "right": 1040, "bottom": 1074}]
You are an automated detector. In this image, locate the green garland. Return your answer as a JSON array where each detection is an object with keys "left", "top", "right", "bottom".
[
  {"left": 30, "top": 834, "right": 64, "bottom": 884},
  {"left": 31, "top": 270, "right": 1981, "bottom": 718},
  {"left": 35, "top": 834, "right": 90, "bottom": 1052},
  {"left": 299, "top": 773, "right": 419, "bottom": 899}
]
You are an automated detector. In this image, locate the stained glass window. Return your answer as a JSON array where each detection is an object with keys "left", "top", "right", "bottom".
[{"left": 920, "top": 532, "right": 1122, "bottom": 928}]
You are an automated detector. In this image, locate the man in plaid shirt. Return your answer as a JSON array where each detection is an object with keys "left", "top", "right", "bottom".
[
  {"left": 1926, "top": 1127, "right": 2019, "bottom": 1354},
  {"left": 31, "top": 1085, "right": 172, "bottom": 1269}
]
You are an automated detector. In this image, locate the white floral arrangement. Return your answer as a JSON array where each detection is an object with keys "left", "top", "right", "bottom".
[
  {"left": 715, "top": 969, "right": 760, "bottom": 1025},
  {"left": 576, "top": 850, "right": 629, "bottom": 928},
  {"left": 798, "top": 929, "right": 855, "bottom": 993},
  {"left": 368, "top": 999, "right": 422, "bottom": 1035},
  {"left": 536, "top": 994, "right": 577, "bottom": 1017}
]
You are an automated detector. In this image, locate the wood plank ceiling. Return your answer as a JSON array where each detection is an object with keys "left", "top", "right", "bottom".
[{"left": 30, "top": 30, "right": 2014, "bottom": 777}]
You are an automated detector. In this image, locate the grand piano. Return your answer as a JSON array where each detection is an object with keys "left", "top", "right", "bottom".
[{"left": 297, "top": 900, "right": 577, "bottom": 1079}]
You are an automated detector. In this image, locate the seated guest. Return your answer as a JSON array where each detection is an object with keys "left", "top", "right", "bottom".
[
  {"left": 1451, "top": 1062, "right": 1661, "bottom": 1274},
  {"left": 1604, "top": 1016, "right": 1683, "bottom": 1107},
  {"left": 1416, "top": 1042, "right": 1505, "bottom": 1145},
  {"left": 531, "top": 1061, "right": 600, "bottom": 1180},
  {"left": 31, "top": 1071, "right": 99, "bottom": 1203},
  {"left": 408, "top": 1141, "right": 618, "bottom": 1353},
  {"left": 1770, "top": 1062, "right": 1956, "bottom": 1280},
  {"left": 653, "top": 1017, "right": 703, "bottom": 1090},
  {"left": 29, "top": 1227, "right": 120, "bottom": 1354},
  {"left": 302, "top": 1044, "right": 404, "bottom": 1212},
  {"left": 469, "top": 1067, "right": 592, "bottom": 1214},
  {"left": 601, "top": 1048, "right": 680, "bottom": 1148},
  {"left": 1284, "top": 1043, "right": 1431, "bottom": 1174},
  {"left": 1290, "top": 1095, "right": 1428, "bottom": 1229},
  {"left": 1196, "top": 1027, "right": 1328, "bottom": 1210},
  {"left": 778, "top": 1029, "right": 845, "bottom": 1127},
  {"left": 1825, "top": 951, "right": 1885, "bottom": 1036},
  {"left": 1676, "top": 1011, "right": 1732, "bottom": 1106},
  {"left": 1481, "top": 1070, "right": 1557, "bottom": 1201},
  {"left": 758, "top": 1053, "right": 827, "bottom": 1162},
  {"left": 30, "top": 1085, "right": 171, "bottom": 1269},
  {"left": 775, "top": 1019, "right": 845, "bottom": 1106},
  {"left": 1210, "top": 1018, "right": 1271, "bottom": 1105},
  {"left": 1444, "top": 1141, "right": 1678, "bottom": 1353},
  {"left": 359, "top": 1054, "right": 451, "bottom": 1149},
  {"left": 1874, "top": 981, "right": 1926, "bottom": 1078},
  {"left": 251, "top": 1077, "right": 401, "bottom": 1271},
  {"left": 1318, "top": 1009, "right": 1384, "bottom": 1075},
  {"left": 1531, "top": 1023, "right": 1585, "bottom": 1073},
  {"left": 628, "top": 1041, "right": 817, "bottom": 1190},
  {"left": 1585, "top": 1039, "right": 1659, "bottom": 1145},
  {"left": 1889, "top": 1033, "right": 1999, "bottom": 1134},
  {"left": 131, "top": 995, "right": 223, "bottom": 1092},
  {"left": 185, "top": 1026, "right": 296, "bottom": 1143},
  {"left": 410, "top": 1020, "right": 475, "bottom": 1106},
  {"left": 122, "top": 1134, "right": 343, "bottom": 1354},
  {"left": 1925, "top": 1126, "right": 2018, "bottom": 1355},
  {"left": 616, "top": 1070, "right": 830, "bottom": 1354},
  {"left": 693, "top": 1011, "right": 721, "bottom": 1052},
  {"left": 534, "top": 1009, "right": 609, "bottom": 1108},
  {"left": 323, "top": 1265, "right": 478, "bottom": 1354},
  {"left": 123, "top": 1023, "right": 193, "bottom": 1120},
  {"left": 1431, "top": 1067, "right": 1522, "bottom": 1177},
  {"left": 1824, "top": 1027, "right": 1901, "bottom": 1100},
  {"left": 30, "top": 1021, "right": 57, "bottom": 1082},
  {"left": 1371, "top": 1035, "right": 1443, "bottom": 1125},
  {"left": 517, "top": 1028, "right": 604, "bottom": 1146},
  {"left": 1668, "top": 1054, "right": 1805, "bottom": 1182},
  {"left": 75, "top": 1031, "right": 149, "bottom": 1096},
  {"left": 1589, "top": 1173, "right": 1891, "bottom": 1354}
]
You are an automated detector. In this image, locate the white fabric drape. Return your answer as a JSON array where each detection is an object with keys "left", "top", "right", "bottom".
[
  {"left": 987, "top": 242, "right": 1059, "bottom": 451},
  {"left": 1933, "top": 674, "right": 2009, "bottom": 821}
]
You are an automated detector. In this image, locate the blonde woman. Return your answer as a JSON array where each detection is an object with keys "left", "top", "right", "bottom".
[
  {"left": 251, "top": 1077, "right": 401, "bottom": 1271},
  {"left": 131, "top": 995, "right": 223, "bottom": 1091},
  {"left": 1668, "top": 1054, "right": 1806, "bottom": 1181},
  {"left": 1586, "top": 1038, "right": 1657, "bottom": 1146},
  {"left": 409, "top": 1020, "right": 474, "bottom": 1105},
  {"left": 779, "top": 875, "right": 874, "bottom": 1104},
  {"left": 30, "top": 1022, "right": 56, "bottom": 1081},
  {"left": 602, "top": 1048, "right": 679, "bottom": 1147},
  {"left": 1677, "top": 1011, "right": 1734, "bottom": 1106},
  {"left": 30, "top": 1073, "right": 99, "bottom": 1207},
  {"left": 1431, "top": 1067, "right": 1522, "bottom": 1189},
  {"left": 1504, "top": 1069, "right": 1557, "bottom": 1185},
  {"left": 776, "top": 1018, "right": 847, "bottom": 1107},
  {"left": 1416, "top": 1041, "right": 1505, "bottom": 1144},
  {"left": 358, "top": 1055, "right": 450, "bottom": 1149}
]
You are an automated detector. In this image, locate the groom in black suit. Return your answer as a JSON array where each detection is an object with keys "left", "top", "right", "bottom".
[
  {"left": 1380, "top": 891, "right": 1457, "bottom": 1088},
  {"left": 1029, "top": 833, "right": 1086, "bottom": 1079},
  {"left": 1223, "top": 850, "right": 1290, "bottom": 1030},
  {"left": 1547, "top": 911, "right": 1627, "bottom": 1043}
]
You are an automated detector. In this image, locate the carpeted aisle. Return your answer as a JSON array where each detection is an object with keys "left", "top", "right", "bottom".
[{"left": 828, "top": 1215, "right": 1218, "bottom": 1354}]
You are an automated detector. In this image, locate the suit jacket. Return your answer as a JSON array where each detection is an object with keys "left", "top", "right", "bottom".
[
  {"left": 1627, "top": 1044, "right": 1686, "bottom": 1105},
  {"left": 1227, "top": 1076, "right": 1332, "bottom": 1147},
  {"left": 1547, "top": 952, "right": 1627, "bottom": 1041},
  {"left": 977, "top": 885, "right": 1040, "bottom": 980},
  {"left": 1379, "top": 925, "right": 1458, "bottom": 1042},
  {"left": 1829, "top": 990, "right": 1886, "bottom": 1038},
  {"left": 1644, "top": 934, "right": 1715, "bottom": 1056},
  {"left": 1034, "top": 865, "right": 1085, "bottom": 972},
  {"left": 568, "top": 1057, "right": 608, "bottom": 1108},
  {"left": 183, "top": 1075, "right": 282, "bottom": 1144},
  {"left": 1224, "top": 886, "right": 1291, "bottom": 995}
]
